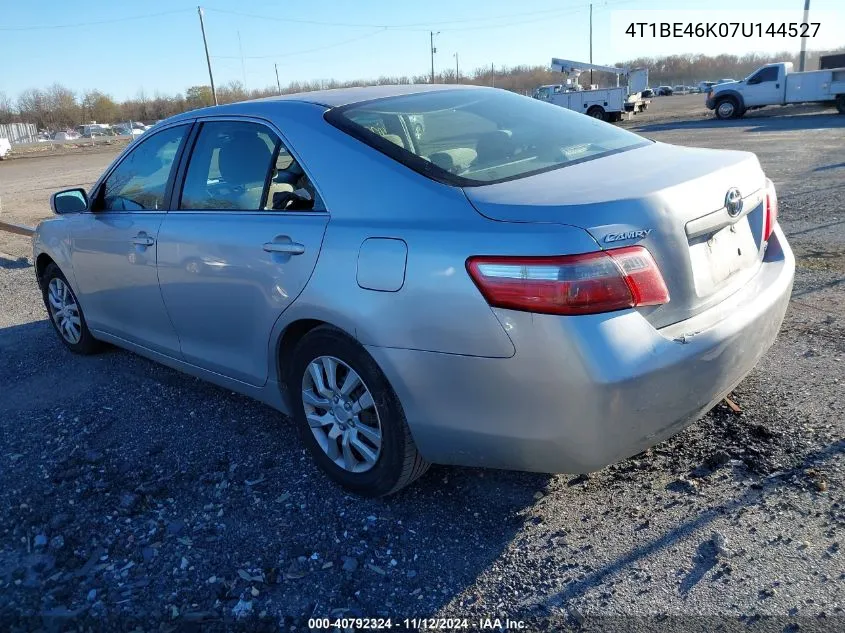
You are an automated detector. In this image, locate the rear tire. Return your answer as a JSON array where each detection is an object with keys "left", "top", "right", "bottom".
[
  {"left": 715, "top": 97, "right": 740, "bottom": 120},
  {"left": 40, "top": 262, "right": 101, "bottom": 354},
  {"left": 586, "top": 106, "right": 606, "bottom": 121},
  {"left": 287, "top": 326, "right": 429, "bottom": 497},
  {"left": 836, "top": 94, "right": 845, "bottom": 114}
]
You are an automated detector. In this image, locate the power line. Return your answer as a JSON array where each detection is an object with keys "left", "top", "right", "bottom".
[
  {"left": 211, "top": 28, "right": 388, "bottom": 60},
  {"left": 203, "top": 5, "right": 587, "bottom": 31},
  {"left": 0, "top": 8, "right": 193, "bottom": 31}
]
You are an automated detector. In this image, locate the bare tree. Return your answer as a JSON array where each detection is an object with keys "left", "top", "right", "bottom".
[
  {"left": 45, "top": 84, "right": 79, "bottom": 129},
  {"left": 0, "top": 92, "right": 15, "bottom": 124},
  {"left": 81, "top": 90, "right": 119, "bottom": 124}
]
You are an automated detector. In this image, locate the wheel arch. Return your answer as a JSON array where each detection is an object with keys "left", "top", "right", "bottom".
[
  {"left": 35, "top": 252, "right": 57, "bottom": 285},
  {"left": 714, "top": 90, "right": 744, "bottom": 109},
  {"left": 273, "top": 316, "right": 360, "bottom": 408}
]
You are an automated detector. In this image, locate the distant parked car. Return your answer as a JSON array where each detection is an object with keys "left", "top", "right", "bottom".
[
  {"left": 656, "top": 86, "right": 673, "bottom": 96},
  {"left": 673, "top": 85, "right": 688, "bottom": 95},
  {"left": 52, "top": 131, "right": 80, "bottom": 141},
  {"left": 36, "top": 85, "right": 793, "bottom": 496},
  {"left": 114, "top": 124, "right": 145, "bottom": 138},
  {"left": 697, "top": 81, "right": 716, "bottom": 93},
  {"left": 717, "top": 78, "right": 735, "bottom": 84}
]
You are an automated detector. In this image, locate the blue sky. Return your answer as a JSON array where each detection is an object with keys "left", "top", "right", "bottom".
[{"left": 1, "top": 0, "right": 842, "bottom": 100}]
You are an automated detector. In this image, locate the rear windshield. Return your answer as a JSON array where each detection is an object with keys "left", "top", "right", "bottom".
[{"left": 326, "top": 88, "right": 650, "bottom": 186}]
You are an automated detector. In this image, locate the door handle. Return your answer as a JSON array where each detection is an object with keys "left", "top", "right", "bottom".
[
  {"left": 263, "top": 241, "right": 305, "bottom": 255},
  {"left": 131, "top": 235, "right": 155, "bottom": 247}
]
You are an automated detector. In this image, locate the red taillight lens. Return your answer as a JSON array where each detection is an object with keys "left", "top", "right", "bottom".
[
  {"left": 764, "top": 178, "right": 778, "bottom": 241},
  {"left": 466, "top": 246, "right": 670, "bottom": 316}
]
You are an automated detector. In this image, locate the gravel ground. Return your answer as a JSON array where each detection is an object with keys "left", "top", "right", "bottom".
[{"left": 0, "top": 97, "right": 843, "bottom": 631}]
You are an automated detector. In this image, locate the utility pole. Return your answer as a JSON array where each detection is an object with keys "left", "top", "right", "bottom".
[
  {"left": 589, "top": 3, "right": 593, "bottom": 86},
  {"left": 238, "top": 30, "right": 246, "bottom": 89},
  {"left": 799, "top": 0, "right": 810, "bottom": 71},
  {"left": 430, "top": 31, "right": 440, "bottom": 83},
  {"left": 275, "top": 64, "right": 282, "bottom": 95},
  {"left": 454, "top": 53, "right": 460, "bottom": 83},
  {"left": 197, "top": 6, "right": 218, "bottom": 105},
  {"left": 491, "top": 62, "right": 495, "bottom": 87}
]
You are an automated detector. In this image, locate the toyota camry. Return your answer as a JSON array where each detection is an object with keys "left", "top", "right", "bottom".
[{"left": 34, "top": 85, "right": 794, "bottom": 496}]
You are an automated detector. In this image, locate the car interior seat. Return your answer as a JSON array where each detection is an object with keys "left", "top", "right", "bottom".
[{"left": 216, "top": 132, "right": 274, "bottom": 209}]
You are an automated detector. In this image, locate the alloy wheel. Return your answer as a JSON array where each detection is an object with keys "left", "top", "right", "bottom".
[
  {"left": 47, "top": 278, "right": 82, "bottom": 344},
  {"left": 301, "top": 355, "right": 383, "bottom": 473}
]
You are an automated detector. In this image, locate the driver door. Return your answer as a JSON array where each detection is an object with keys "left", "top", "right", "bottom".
[
  {"left": 740, "top": 66, "right": 781, "bottom": 106},
  {"left": 67, "top": 123, "right": 192, "bottom": 355}
]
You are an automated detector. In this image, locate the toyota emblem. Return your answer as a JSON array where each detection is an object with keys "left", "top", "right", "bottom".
[{"left": 725, "top": 188, "right": 743, "bottom": 217}]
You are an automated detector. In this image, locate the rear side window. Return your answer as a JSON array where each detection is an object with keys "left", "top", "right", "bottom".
[
  {"left": 180, "top": 121, "right": 323, "bottom": 211},
  {"left": 327, "top": 88, "right": 650, "bottom": 187},
  {"left": 100, "top": 125, "right": 187, "bottom": 211}
]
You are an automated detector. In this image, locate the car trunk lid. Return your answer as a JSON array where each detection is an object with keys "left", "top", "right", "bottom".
[{"left": 463, "top": 142, "right": 768, "bottom": 329}]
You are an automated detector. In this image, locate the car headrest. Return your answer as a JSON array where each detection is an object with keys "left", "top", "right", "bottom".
[
  {"left": 218, "top": 133, "right": 273, "bottom": 185},
  {"left": 474, "top": 130, "right": 515, "bottom": 164},
  {"left": 382, "top": 134, "right": 405, "bottom": 149}
]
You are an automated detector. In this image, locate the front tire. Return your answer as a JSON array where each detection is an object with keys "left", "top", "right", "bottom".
[
  {"left": 715, "top": 97, "right": 740, "bottom": 120},
  {"left": 287, "top": 326, "right": 429, "bottom": 496},
  {"left": 40, "top": 262, "right": 101, "bottom": 354},
  {"left": 836, "top": 94, "right": 845, "bottom": 114}
]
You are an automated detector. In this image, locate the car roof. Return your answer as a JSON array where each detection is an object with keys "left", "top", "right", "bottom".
[{"left": 166, "top": 84, "right": 488, "bottom": 125}]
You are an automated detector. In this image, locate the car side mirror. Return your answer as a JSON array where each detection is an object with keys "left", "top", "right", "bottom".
[
  {"left": 50, "top": 188, "right": 88, "bottom": 214},
  {"left": 272, "top": 188, "right": 314, "bottom": 211}
]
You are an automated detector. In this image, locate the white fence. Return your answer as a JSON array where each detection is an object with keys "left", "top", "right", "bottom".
[{"left": 0, "top": 122, "right": 38, "bottom": 144}]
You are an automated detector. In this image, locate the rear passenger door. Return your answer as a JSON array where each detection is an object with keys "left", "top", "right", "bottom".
[{"left": 156, "top": 118, "right": 329, "bottom": 386}]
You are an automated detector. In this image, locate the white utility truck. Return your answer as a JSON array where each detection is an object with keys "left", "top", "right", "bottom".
[
  {"left": 533, "top": 58, "right": 650, "bottom": 122},
  {"left": 0, "top": 137, "right": 11, "bottom": 160},
  {"left": 706, "top": 61, "right": 845, "bottom": 119}
]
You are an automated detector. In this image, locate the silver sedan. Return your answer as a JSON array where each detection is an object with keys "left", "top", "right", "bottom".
[{"left": 35, "top": 85, "right": 794, "bottom": 496}]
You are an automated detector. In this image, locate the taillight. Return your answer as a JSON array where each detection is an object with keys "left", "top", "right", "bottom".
[
  {"left": 466, "top": 246, "right": 670, "bottom": 316},
  {"left": 764, "top": 178, "right": 778, "bottom": 241}
]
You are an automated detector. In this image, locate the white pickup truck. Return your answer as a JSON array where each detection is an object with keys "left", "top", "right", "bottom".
[
  {"left": 706, "top": 61, "right": 845, "bottom": 119},
  {"left": 0, "top": 137, "right": 11, "bottom": 160}
]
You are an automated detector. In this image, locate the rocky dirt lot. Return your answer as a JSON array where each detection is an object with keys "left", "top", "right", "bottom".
[{"left": 0, "top": 96, "right": 843, "bottom": 631}]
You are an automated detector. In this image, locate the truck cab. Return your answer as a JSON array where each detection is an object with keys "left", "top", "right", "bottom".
[
  {"left": 706, "top": 63, "right": 788, "bottom": 119},
  {"left": 739, "top": 63, "right": 787, "bottom": 107}
]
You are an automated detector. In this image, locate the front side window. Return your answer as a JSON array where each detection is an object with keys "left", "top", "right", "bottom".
[
  {"left": 748, "top": 67, "right": 779, "bottom": 84},
  {"left": 327, "top": 88, "right": 650, "bottom": 186},
  {"left": 180, "top": 121, "right": 321, "bottom": 211},
  {"left": 100, "top": 125, "right": 187, "bottom": 211}
]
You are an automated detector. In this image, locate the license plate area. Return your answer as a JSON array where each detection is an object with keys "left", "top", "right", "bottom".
[{"left": 688, "top": 217, "right": 760, "bottom": 297}]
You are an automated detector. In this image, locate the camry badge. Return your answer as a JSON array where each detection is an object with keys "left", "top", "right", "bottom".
[
  {"left": 603, "top": 229, "right": 652, "bottom": 243},
  {"left": 725, "top": 187, "right": 743, "bottom": 217}
]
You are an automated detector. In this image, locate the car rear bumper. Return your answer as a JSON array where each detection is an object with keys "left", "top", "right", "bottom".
[{"left": 368, "top": 225, "right": 794, "bottom": 474}]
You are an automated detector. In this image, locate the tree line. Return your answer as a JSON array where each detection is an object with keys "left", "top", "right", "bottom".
[{"left": 1, "top": 49, "right": 840, "bottom": 131}]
